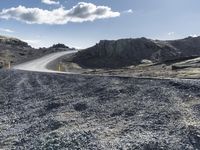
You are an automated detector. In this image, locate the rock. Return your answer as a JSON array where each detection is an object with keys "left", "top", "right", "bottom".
[
  {"left": 45, "top": 102, "right": 63, "bottom": 111},
  {"left": 188, "top": 126, "right": 200, "bottom": 149},
  {"left": 73, "top": 102, "right": 88, "bottom": 111},
  {"left": 172, "top": 57, "right": 200, "bottom": 70}
]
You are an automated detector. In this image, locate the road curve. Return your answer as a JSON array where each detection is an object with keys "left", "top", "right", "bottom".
[
  {"left": 13, "top": 50, "right": 78, "bottom": 73},
  {"left": 12, "top": 50, "right": 197, "bottom": 81}
]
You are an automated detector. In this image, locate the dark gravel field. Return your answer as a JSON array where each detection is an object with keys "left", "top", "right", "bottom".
[{"left": 1, "top": 69, "right": 200, "bottom": 150}]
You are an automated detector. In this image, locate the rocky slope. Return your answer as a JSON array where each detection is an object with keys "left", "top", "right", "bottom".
[
  {"left": 71, "top": 37, "right": 200, "bottom": 68},
  {"left": 0, "top": 35, "right": 71, "bottom": 68},
  {"left": 1, "top": 69, "right": 200, "bottom": 149}
]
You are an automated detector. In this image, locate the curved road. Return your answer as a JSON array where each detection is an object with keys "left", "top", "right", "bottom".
[
  {"left": 12, "top": 50, "right": 196, "bottom": 80},
  {"left": 13, "top": 50, "right": 77, "bottom": 73}
]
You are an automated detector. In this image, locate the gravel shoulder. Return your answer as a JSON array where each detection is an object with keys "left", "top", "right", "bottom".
[{"left": 1, "top": 69, "right": 200, "bottom": 149}]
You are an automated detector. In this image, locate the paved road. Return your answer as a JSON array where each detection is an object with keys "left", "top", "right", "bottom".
[{"left": 13, "top": 50, "right": 77, "bottom": 73}]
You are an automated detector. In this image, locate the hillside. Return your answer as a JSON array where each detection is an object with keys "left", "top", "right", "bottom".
[
  {"left": 71, "top": 37, "right": 200, "bottom": 69},
  {"left": 0, "top": 35, "right": 71, "bottom": 68}
]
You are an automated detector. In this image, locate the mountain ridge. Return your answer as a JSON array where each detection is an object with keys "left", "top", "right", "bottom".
[{"left": 71, "top": 36, "right": 200, "bottom": 68}]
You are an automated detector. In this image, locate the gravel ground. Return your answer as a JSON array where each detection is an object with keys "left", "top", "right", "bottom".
[{"left": 0, "top": 70, "right": 200, "bottom": 150}]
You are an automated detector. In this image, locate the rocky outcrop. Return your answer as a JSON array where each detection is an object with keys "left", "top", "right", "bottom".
[
  {"left": 72, "top": 37, "right": 200, "bottom": 68},
  {"left": 172, "top": 57, "right": 200, "bottom": 70}
]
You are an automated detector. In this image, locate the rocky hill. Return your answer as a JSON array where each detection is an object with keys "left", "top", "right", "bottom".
[
  {"left": 169, "top": 36, "right": 200, "bottom": 56},
  {"left": 49, "top": 43, "right": 69, "bottom": 49},
  {"left": 0, "top": 35, "right": 30, "bottom": 47},
  {"left": 0, "top": 35, "right": 71, "bottom": 68},
  {"left": 71, "top": 37, "right": 200, "bottom": 68}
]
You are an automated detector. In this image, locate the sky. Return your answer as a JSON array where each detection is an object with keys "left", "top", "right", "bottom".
[{"left": 0, "top": 0, "right": 200, "bottom": 48}]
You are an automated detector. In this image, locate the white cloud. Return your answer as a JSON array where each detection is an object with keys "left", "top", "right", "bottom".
[
  {"left": 0, "top": 28, "right": 14, "bottom": 33},
  {"left": 123, "top": 9, "right": 133, "bottom": 14},
  {"left": 168, "top": 32, "right": 175, "bottom": 36},
  {"left": 41, "top": 0, "right": 60, "bottom": 5},
  {"left": 0, "top": 2, "right": 120, "bottom": 25}
]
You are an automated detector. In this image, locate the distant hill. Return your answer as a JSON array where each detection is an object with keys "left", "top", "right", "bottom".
[
  {"left": 71, "top": 37, "right": 200, "bottom": 68},
  {"left": 0, "top": 35, "right": 30, "bottom": 47},
  {"left": 0, "top": 35, "right": 71, "bottom": 68},
  {"left": 49, "top": 43, "right": 69, "bottom": 49}
]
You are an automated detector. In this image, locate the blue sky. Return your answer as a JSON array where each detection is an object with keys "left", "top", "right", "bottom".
[{"left": 0, "top": 0, "right": 200, "bottom": 48}]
